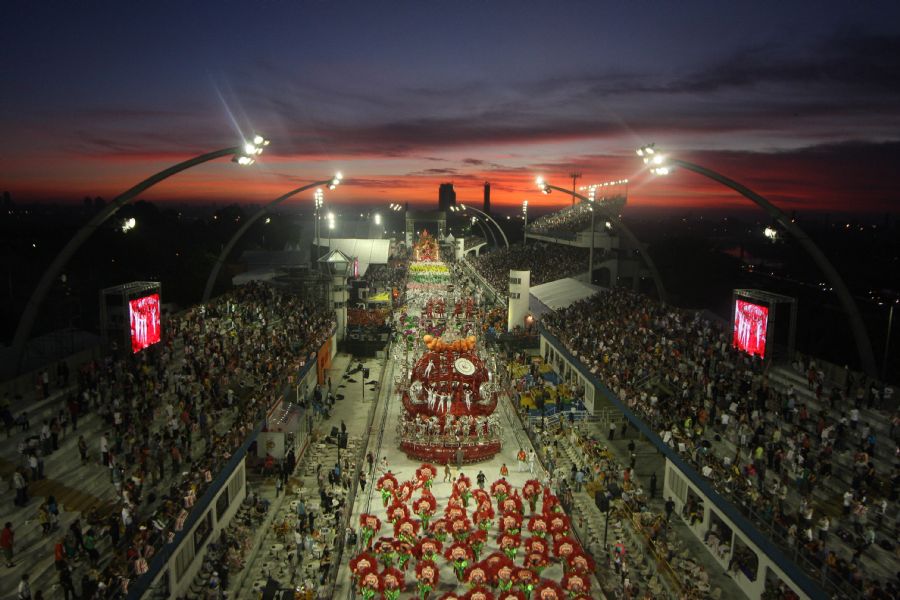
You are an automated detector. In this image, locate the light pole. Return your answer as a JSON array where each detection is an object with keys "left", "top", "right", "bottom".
[
  {"left": 535, "top": 177, "right": 668, "bottom": 302},
  {"left": 327, "top": 212, "right": 336, "bottom": 253},
  {"left": 638, "top": 143, "right": 878, "bottom": 378},
  {"left": 9, "top": 135, "right": 270, "bottom": 375},
  {"left": 522, "top": 200, "right": 529, "bottom": 246},
  {"left": 202, "top": 173, "right": 342, "bottom": 302},
  {"left": 580, "top": 179, "right": 629, "bottom": 285},
  {"left": 315, "top": 188, "right": 325, "bottom": 266},
  {"left": 456, "top": 204, "right": 509, "bottom": 248}
]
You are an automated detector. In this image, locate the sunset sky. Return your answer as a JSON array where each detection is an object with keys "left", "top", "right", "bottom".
[{"left": 2, "top": 1, "right": 899, "bottom": 214}]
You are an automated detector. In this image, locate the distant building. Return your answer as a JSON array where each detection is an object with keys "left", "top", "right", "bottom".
[
  {"left": 438, "top": 183, "right": 456, "bottom": 211},
  {"left": 483, "top": 182, "right": 491, "bottom": 214}
]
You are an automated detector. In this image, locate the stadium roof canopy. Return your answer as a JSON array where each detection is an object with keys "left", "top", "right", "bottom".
[{"left": 529, "top": 277, "right": 600, "bottom": 317}]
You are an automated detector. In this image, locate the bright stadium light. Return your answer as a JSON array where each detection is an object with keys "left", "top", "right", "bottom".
[
  {"left": 374, "top": 213, "right": 382, "bottom": 225},
  {"left": 764, "top": 226, "right": 778, "bottom": 240},
  {"left": 535, "top": 176, "right": 551, "bottom": 194},
  {"left": 234, "top": 134, "right": 269, "bottom": 165}
]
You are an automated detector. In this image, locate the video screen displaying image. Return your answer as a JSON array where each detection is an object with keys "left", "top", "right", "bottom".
[
  {"left": 129, "top": 293, "right": 161, "bottom": 353},
  {"left": 733, "top": 299, "right": 768, "bottom": 358}
]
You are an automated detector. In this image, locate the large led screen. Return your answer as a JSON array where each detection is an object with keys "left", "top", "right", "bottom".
[
  {"left": 733, "top": 299, "right": 768, "bottom": 358},
  {"left": 129, "top": 293, "right": 161, "bottom": 353}
]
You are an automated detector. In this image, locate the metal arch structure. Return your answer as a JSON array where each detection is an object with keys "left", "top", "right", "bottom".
[
  {"left": 470, "top": 215, "right": 499, "bottom": 248},
  {"left": 9, "top": 145, "right": 246, "bottom": 376},
  {"left": 669, "top": 158, "right": 877, "bottom": 379},
  {"left": 544, "top": 184, "right": 669, "bottom": 303},
  {"left": 202, "top": 179, "right": 332, "bottom": 303},
  {"left": 460, "top": 204, "right": 509, "bottom": 248}
]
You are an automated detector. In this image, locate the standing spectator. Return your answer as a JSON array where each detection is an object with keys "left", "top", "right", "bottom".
[
  {"left": 68, "top": 397, "right": 79, "bottom": 432},
  {"left": 649, "top": 473, "right": 658, "bottom": 499},
  {"left": 58, "top": 561, "right": 78, "bottom": 600},
  {"left": 294, "top": 528, "right": 304, "bottom": 564},
  {"left": 609, "top": 420, "right": 616, "bottom": 440},
  {"left": 107, "top": 513, "right": 120, "bottom": 547},
  {"left": 1, "top": 522, "right": 14, "bottom": 567},
  {"left": 78, "top": 436, "right": 88, "bottom": 465},
  {"left": 17, "top": 573, "right": 31, "bottom": 600},
  {"left": 13, "top": 469, "right": 28, "bottom": 506},
  {"left": 100, "top": 433, "right": 109, "bottom": 467},
  {"left": 665, "top": 497, "right": 675, "bottom": 522}
]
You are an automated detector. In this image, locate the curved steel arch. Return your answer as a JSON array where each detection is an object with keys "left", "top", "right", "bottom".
[
  {"left": 202, "top": 179, "right": 332, "bottom": 302},
  {"left": 10, "top": 146, "right": 243, "bottom": 376},
  {"left": 670, "top": 158, "right": 877, "bottom": 378}
]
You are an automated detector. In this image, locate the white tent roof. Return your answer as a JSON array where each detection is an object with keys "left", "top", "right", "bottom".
[
  {"left": 529, "top": 277, "right": 600, "bottom": 315},
  {"left": 317, "top": 238, "right": 391, "bottom": 275}
]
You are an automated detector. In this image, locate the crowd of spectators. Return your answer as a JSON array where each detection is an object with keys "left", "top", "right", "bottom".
[
  {"left": 469, "top": 243, "right": 589, "bottom": 292},
  {"left": 526, "top": 195, "right": 625, "bottom": 238},
  {"left": 7, "top": 281, "right": 333, "bottom": 598},
  {"left": 359, "top": 254, "right": 409, "bottom": 297},
  {"left": 543, "top": 288, "right": 899, "bottom": 599}
]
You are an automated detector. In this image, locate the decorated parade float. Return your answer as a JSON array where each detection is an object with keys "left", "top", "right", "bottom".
[
  {"left": 413, "top": 230, "right": 440, "bottom": 262},
  {"left": 397, "top": 331, "right": 502, "bottom": 463},
  {"left": 394, "top": 234, "right": 502, "bottom": 463}
]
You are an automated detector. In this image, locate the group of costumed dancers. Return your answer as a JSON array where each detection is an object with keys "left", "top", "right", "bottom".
[
  {"left": 350, "top": 468, "right": 595, "bottom": 600},
  {"left": 347, "top": 233, "right": 595, "bottom": 598}
]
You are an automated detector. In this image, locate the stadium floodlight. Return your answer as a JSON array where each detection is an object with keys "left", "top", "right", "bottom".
[
  {"left": 329, "top": 172, "right": 343, "bottom": 189},
  {"left": 535, "top": 176, "right": 551, "bottom": 194},
  {"left": 121, "top": 217, "right": 136, "bottom": 232},
  {"left": 374, "top": 213, "right": 382, "bottom": 225},
  {"left": 764, "top": 226, "right": 778, "bottom": 240},
  {"left": 233, "top": 134, "right": 270, "bottom": 165},
  {"left": 637, "top": 144, "right": 671, "bottom": 175}
]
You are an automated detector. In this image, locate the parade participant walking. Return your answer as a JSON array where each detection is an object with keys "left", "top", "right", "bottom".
[{"left": 516, "top": 448, "right": 526, "bottom": 472}]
